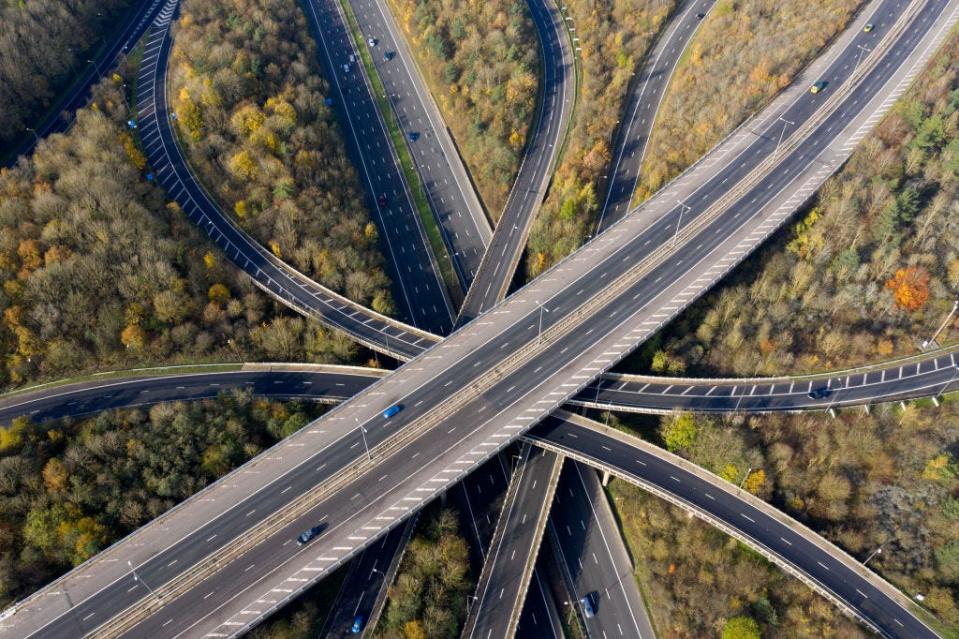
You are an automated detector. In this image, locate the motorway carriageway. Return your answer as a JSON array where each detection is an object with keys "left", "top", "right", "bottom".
[
  {"left": 2, "top": 345, "right": 958, "bottom": 427},
  {"left": 348, "top": 0, "right": 492, "bottom": 290},
  {"left": 2, "top": 0, "right": 168, "bottom": 166},
  {"left": 528, "top": 413, "right": 937, "bottom": 639},
  {"left": 454, "top": 0, "right": 574, "bottom": 325},
  {"left": 138, "top": 1, "right": 959, "bottom": 635},
  {"left": 8, "top": 0, "right": 957, "bottom": 636},
  {"left": 135, "top": 0, "right": 445, "bottom": 357},
  {"left": 595, "top": 0, "right": 717, "bottom": 232}
]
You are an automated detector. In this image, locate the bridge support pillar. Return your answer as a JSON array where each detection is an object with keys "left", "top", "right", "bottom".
[{"left": 601, "top": 471, "right": 611, "bottom": 487}]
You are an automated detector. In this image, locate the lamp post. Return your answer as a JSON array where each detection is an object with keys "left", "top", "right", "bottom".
[
  {"left": 775, "top": 116, "right": 795, "bottom": 153},
  {"left": 535, "top": 300, "right": 550, "bottom": 344},
  {"left": 673, "top": 200, "right": 691, "bottom": 246},
  {"left": 127, "top": 560, "right": 160, "bottom": 601},
  {"left": 854, "top": 43, "right": 872, "bottom": 75},
  {"left": 356, "top": 418, "right": 371, "bottom": 462}
]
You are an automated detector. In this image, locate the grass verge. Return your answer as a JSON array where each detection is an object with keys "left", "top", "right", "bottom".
[{"left": 337, "top": 0, "right": 463, "bottom": 303}]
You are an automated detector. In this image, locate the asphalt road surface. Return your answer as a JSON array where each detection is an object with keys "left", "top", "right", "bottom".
[
  {"left": 595, "top": 0, "right": 717, "bottom": 232},
  {"left": 3, "top": 345, "right": 957, "bottom": 428},
  {"left": 455, "top": 0, "right": 574, "bottom": 325},
  {"left": 348, "top": 0, "right": 492, "bottom": 290},
  {"left": 1, "top": 0, "right": 168, "bottom": 166},
  {"left": 529, "top": 414, "right": 938, "bottom": 639},
  {"left": 463, "top": 446, "right": 562, "bottom": 638},
  {"left": 134, "top": 0, "right": 442, "bottom": 357},
  {"left": 550, "top": 461, "right": 654, "bottom": 639},
  {"left": 7, "top": 0, "right": 956, "bottom": 637}
]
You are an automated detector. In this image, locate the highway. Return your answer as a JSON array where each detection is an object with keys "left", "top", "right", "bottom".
[
  {"left": 348, "top": 0, "right": 492, "bottom": 290},
  {"left": 455, "top": 0, "right": 574, "bottom": 325},
  {"left": 121, "top": 2, "right": 959, "bottom": 635},
  {"left": 133, "top": 0, "right": 442, "bottom": 358},
  {"left": 529, "top": 412, "right": 937, "bottom": 639},
  {"left": 319, "top": 520, "right": 411, "bottom": 637},
  {"left": 462, "top": 445, "right": 563, "bottom": 638},
  {"left": 3, "top": 343, "right": 958, "bottom": 427},
  {"left": 549, "top": 461, "right": 653, "bottom": 638},
  {"left": 596, "top": 0, "right": 717, "bottom": 232},
  {"left": 304, "top": 0, "right": 458, "bottom": 332},
  {"left": 6, "top": 0, "right": 957, "bottom": 637},
  {"left": 1, "top": 0, "right": 168, "bottom": 166}
]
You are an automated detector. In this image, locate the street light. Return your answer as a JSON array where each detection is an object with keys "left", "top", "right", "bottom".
[
  {"left": 775, "top": 116, "right": 795, "bottom": 153},
  {"left": 24, "top": 127, "right": 39, "bottom": 142},
  {"left": 534, "top": 300, "right": 550, "bottom": 344},
  {"left": 673, "top": 200, "right": 691, "bottom": 246},
  {"left": 87, "top": 59, "right": 102, "bottom": 81},
  {"left": 739, "top": 467, "right": 753, "bottom": 488},
  {"left": 922, "top": 299, "right": 958, "bottom": 349},
  {"left": 127, "top": 560, "right": 160, "bottom": 601},
  {"left": 864, "top": 545, "right": 883, "bottom": 565},
  {"left": 356, "top": 418, "right": 371, "bottom": 462},
  {"left": 853, "top": 43, "right": 872, "bottom": 75}
]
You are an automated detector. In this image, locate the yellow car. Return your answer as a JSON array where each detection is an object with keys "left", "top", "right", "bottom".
[
  {"left": 864, "top": 23, "right": 875, "bottom": 32},
  {"left": 810, "top": 81, "right": 827, "bottom": 94}
]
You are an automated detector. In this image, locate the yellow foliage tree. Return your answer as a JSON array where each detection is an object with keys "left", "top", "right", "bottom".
[
  {"left": 208, "top": 283, "right": 231, "bottom": 303},
  {"left": 227, "top": 150, "right": 258, "bottom": 181},
  {"left": 885, "top": 266, "right": 930, "bottom": 311},
  {"left": 120, "top": 323, "right": 146, "bottom": 350},
  {"left": 402, "top": 620, "right": 427, "bottom": 639},
  {"left": 42, "top": 458, "right": 69, "bottom": 492},
  {"left": 742, "top": 469, "right": 766, "bottom": 495}
]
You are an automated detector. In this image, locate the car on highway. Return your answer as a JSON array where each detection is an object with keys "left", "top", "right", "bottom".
[
  {"left": 296, "top": 525, "right": 325, "bottom": 546},
  {"left": 377, "top": 193, "right": 387, "bottom": 207},
  {"left": 383, "top": 404, "right": 403, "bottom": 418},
  {"left": 810, "top": 80, "right": 827, "bottom": 94},
  {"left": 383, "top": 50, "right": 395, "bottom": 62},
  {"left": 864, "top": 22, "right": 875, "bottom": 32},
  {"left": 342, "top": 63, "right": 350, "bottom": 73},
  {"left": 351, "top": 615, "right": 365, "bottom": 633},
  {"left": 407, "top": 131, "right": 419, "bottom": 142},
  {"left": 807, "top": 387, "right": 832, "bottom": 400},
  {"left": 580, "top": 594, "right": 596, "bottom": 618},
  {"left": 368, "top": 37, "right": 377, "bottom": 47}
]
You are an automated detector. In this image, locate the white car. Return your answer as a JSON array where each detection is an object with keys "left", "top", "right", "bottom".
[
  {"left": 368, "top": 37, "right": 377, "bottom": 47},
  {"left": 342, "top": 63, "right": 350, "bottom": 73}
]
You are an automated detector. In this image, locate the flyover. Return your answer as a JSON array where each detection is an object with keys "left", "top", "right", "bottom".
[
  {"left": 0, "top": 383, "right": 940, "bottom": 639},
  {"left": 2, "top": 341, "right": 956, "bottom": 427},
  {"left": 123, "top": 2, "right": 957, "bottom": 635},
  {"left": 454, "top": 0, "right": 574, "bottom": 325},
  {"left": 4, "top": 0, "right": 957, "bottom": 637}
]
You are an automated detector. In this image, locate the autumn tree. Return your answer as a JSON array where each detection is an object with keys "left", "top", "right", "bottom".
[{"left": 885, "top": 266, "right": 930, "bottom": 311}]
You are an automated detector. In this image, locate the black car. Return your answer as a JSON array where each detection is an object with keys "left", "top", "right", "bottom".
[
  {"left": 297, "top": 525, "right": 325, "bottom": 546},
  {"left": 383, "top": 50, "right": 395, "bottom": 61},
  {"left": 377, "top": 193, "right": 387, "bottom": 207},
  {"left": 807, "top": 387, "right": 832, "bottom": 400}
]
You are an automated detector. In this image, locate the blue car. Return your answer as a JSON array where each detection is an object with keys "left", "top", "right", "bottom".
[
  {"left": 296, "top": 525, "right": 324, "bottom": 546},
  {"left": 351, "top": 615, "right": 364, "bottom": 633},
  {"left": 382, "top": 404, "right": 402, "bottom": 419},
  {"left": 407, "top": 131, "right": 419, "bottom": 142}
]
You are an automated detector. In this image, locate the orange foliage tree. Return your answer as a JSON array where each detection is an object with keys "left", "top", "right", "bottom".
[{"left": 885, "top": 266, "right": 930, "bottom": 311}]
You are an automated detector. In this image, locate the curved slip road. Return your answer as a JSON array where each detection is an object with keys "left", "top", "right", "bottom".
[
  {"left": 133, "top": 0, "right": 442, "bottom": 358},
  {"left": 528, "top": 412, "right": 938, "bottom": 639},
  {"left": 6, "top": 0, "right": 958, "bottom": 637},
  {"left": 455, "top": 0, "right": 575, "bottom": 325},
  {"left": 595, "top": 0, "right": 718, "bottom": 232},
  {"left": 2, "top": 342, "right": 957, "bottom": 428}
]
